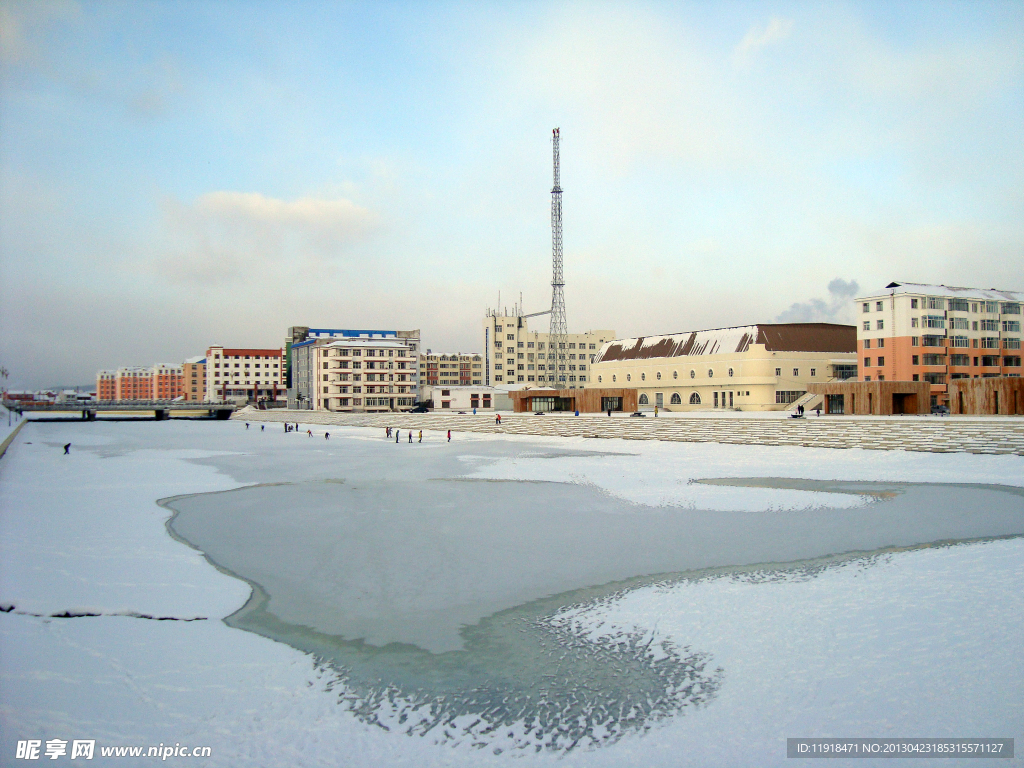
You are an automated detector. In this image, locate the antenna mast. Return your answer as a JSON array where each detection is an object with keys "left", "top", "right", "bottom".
[{"left": 548, "top": 128, "right": 568, "bottom": 388}]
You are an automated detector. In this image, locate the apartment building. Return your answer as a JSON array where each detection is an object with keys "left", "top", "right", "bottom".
[
  {"left": 286, "top": 327, "right": 421, "bottom": 387},
  {"left": 483, "top": 313, "right": 615, "bottom": 389},
  {"left": 856, "top": 282, "right": 1023, "bottom": 407},
  {"left": 590, "top": 323, "right": 857, "bottom": 411},
  {"left": 95, "top": 365, "right": 184, "bottom": 401},
  {"left": 291, "top": 336, "right": 419, "bottom": 412},
  {"left": 96, "top": 371, "right": 117, "bottom": 400},
  {"left": 182, "top": 357, "right": 206, "bottom": 402},
  {"left": 419, "top": 352, "right": 483, "bottom": 390},
  {"left": 205, "top": 346, "right": 285, "bottom": 403}
]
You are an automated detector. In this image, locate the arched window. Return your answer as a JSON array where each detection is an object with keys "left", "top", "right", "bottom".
[
  {"left": 728, "top": 368, "right": 734, "bottom": 377},
  {"left": 708, "top": 369, "right": 714, "bottom": 378},
  {"left": 641, "top": 373, "right": 645, "bottom": 381},
  {"left": 656, "top": 371, "right": 662, "bottom": 380},
  {"left": 671, "top": 393, "right": 682, "bottom": 404},
  {"left": 690, "top": 370, "right": 695, "bottom": 379},
  {"left": 639, "top": 393, "right": 649, "bottom": 405},
  {"left": 672, "top": 371, "right": 678, "bottom": 379},
  {"left": 689, "top": 392, "right": 701, "bottom": 405}
]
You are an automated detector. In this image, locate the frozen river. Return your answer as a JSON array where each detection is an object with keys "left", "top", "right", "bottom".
[{"left": 2, "top": 419, "right": 1023, "bottom": 765}]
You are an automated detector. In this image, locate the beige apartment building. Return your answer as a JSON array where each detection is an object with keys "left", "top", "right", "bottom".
[
  {"left": 205, "top": 346, "right": 285, "bottom": 403},
  {"left": 419, "top": 352, "right": 483, "bottom": 391},
  {"left": 292, "top": 336, "right": 418, "bottom": 412},
  {"left": 854, "top": 282, "right": 1022, "bottom": 408},
  {"left": 590, "top": 323, "right": 857, "bottom": 411},
  {"left": 182, "top": 357, "right": 206, "bottom": 402},
  {"left": 483, "top": 312, "right": 615, "bottom": 389}
]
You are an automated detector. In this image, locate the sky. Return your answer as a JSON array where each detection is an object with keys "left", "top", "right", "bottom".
[{"left": 0, "top": 0, "right": 1022, "bottom": 389}]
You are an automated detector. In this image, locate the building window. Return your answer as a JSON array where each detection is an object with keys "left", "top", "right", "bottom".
[
  {"left": 728, "top": 368, "right": 734, "bottom": 377},
  {"left": 598, "top": 375, "right": 602, "bottom": 383},
  {"left": 708, "top": 369, "right": 714, "bottom": 378},
  {"left": 656, "top": 371, "right": 661, "bottom": 380},
  {"left": 690, "top": 370, "right": 695, "bottom": 379},
  {"left": 641, "top": 373, "right": 645, "bottom": 381},
  {"left": 639, "top": 394, "right": 649, "bottom": 405},
  {"left": 911, "top": 298, "right": 919, "bottom": 308},
  {"left": 673, "top": 371, "right": 678, "bottom": 379},
  {"left": 876, "top": 301, "right": 883, "bottom": 311},
  {"left": 911, "top": 318, "right": 919, "bottom": 328},
  {"left": 862, "top": 303, "right": 869, "bottom": 313},
  {"left": 775, "top": 368, "right": 781, "bottom": 376},
  {"left": 863, "top": 321, "right": 870, "bottom": 330},
  {"left": 671, "top": 393, "right": 681, "bottom": 404},
  {"left": 810, "top": 368, "right": 816, "bottom": 377},
  {"left": 912, "top": 374, "right": 919, "bottom": 381},
  {"left": 877, "top": 357, "right": 884, "bottom": 366},
  {"left": 864, "top": 339, "right": 871, "bottom": 348},
  {"left": 689, "top": 392, "right": 701, "bottom": 405},
  {"left": 878, "top": 338, "right": 884, "bottom": 348},
  {"left": 876, "top": 320, "right": 884, "bottom": 330},
  {"left": 626, "top": 374, "right": 631, "bottom": 381},
  {"left": 864, "top": 357, "right": 871, "bottom": 367},
  {"left": 612, "top": 375, "right": 616, "bottom": 382},
  {"left": 793, "top": 368, "right": 799, "bottom": 377},
  {"left": 912, "top": 355, "right": 919, "bottom": 365}
]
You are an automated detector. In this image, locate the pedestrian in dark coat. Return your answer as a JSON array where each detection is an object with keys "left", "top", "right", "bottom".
[{"left": 63, "top": 443, "right": 71, "bottom": 455}]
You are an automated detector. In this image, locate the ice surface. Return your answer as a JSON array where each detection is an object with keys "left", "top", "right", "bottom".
[{"left": 1, "top": 420, "right": 1022, "bottom": 767}]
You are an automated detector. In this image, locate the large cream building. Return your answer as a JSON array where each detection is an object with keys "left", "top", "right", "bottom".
[
  {"left": 483, "top": 312, "right": 615, "bottom": 389},
  {"left": 590, "top": 323, "right": 857, "bottom": 411},
  {"left": 292, "top": 336, "right": 419, "bottom": 412}
]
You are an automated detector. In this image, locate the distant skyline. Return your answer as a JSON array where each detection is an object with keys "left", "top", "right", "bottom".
[{"left": 1, "top": 0, "right": 1022, "bottom": 389}]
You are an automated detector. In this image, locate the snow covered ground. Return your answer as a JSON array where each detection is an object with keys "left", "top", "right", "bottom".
[{"left": 1, "top": 419, "right": 1022, "bottom": 766}]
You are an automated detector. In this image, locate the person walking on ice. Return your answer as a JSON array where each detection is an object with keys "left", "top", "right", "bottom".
[
  {"left": 396, "top": 429, "right": 400, "bottom": 443},
  {"left": 307, "top": 429, "right": 312, "bottom": 437},
  {"left": 418, "top": 430, "right": 422, "bottom": 443},
  {"left": 63, "top": 443, "right": 71, "bottom": 455},
  {"left": 447, "top": 430, "right": 451, "bottom": 442},
  {"left": 245, "top": 423, "right": 249, "bottom": 429},
  {"left": 325, "top": 432, "right": 330, "bottom": 439},
  {"left": 408, "top": 431, "right": 412, "bottom": 443},
  {"left": 261, "top": 424, "right": 264, "bottom": 431}
]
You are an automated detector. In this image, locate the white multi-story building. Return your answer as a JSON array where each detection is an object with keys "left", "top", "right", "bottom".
[
  {"left": 483, "top": 312, "right": 615, "bottom": 389},
  {"left": 205, "top": 346, "right": 285, "bottom": 403},
  {"left": 292, "top": 336, "right": 419, "bottom": 412}
]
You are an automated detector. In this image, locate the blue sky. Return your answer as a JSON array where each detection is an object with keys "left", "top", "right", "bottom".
[{"left": 1, "top": 0, "right": 1021, "bottom": 388}]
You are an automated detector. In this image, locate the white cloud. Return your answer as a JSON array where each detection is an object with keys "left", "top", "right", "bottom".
[
  {"left": 733, "top": 17, "right": 793, "bottom": 67},
  {"left": 156, "top": 192, "right": 379, "bottom": 285}
]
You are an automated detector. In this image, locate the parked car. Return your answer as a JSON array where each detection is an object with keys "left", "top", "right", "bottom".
[
  {"left": 931, "top": 405, "right": 950, "bottom": 416},
  {"left": 409, "top": 405, "right": 429, "bottom": 413},
  {"left": 629, "top": 412, "right": 646, "bottom": 417}
]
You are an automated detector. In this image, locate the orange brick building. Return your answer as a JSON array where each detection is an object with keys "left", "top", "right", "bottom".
[
  {"left": 95, "top": 365, "right": 184, "bottom": 401},
  {"left": 856, "top": 283, "right": 1022, "bottom": 408}
]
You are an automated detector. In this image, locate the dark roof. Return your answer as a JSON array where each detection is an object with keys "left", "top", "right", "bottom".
[{"left": 595, "top": 323, "right": 856, "bottom": 363}]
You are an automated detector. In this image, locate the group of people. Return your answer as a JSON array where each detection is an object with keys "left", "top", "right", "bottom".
[
  {"left": 243, "top": 420, "right": 453, "bottom": 442},
  {"left": 385, "top": 426, "right": 441, "bottom": 443}
]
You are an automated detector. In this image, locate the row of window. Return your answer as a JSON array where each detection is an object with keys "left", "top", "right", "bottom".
[
  {"left": 863, "top": 299, "right": 1020, "bottom": 314},
  {"left": 498, "top": 335, "right": 599, "bottom": 351},
  {"left": 597, "top": 367, "right": 817, "bottom": 383}
]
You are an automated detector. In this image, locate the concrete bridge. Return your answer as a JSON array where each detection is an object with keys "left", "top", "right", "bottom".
[{"left": 7, "top": 400, "right": 237, "bottom": 420}]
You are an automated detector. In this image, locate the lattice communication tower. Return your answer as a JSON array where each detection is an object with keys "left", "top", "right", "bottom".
[{"left": 548, "top": 128, "right": 568, "bottom": 386}]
